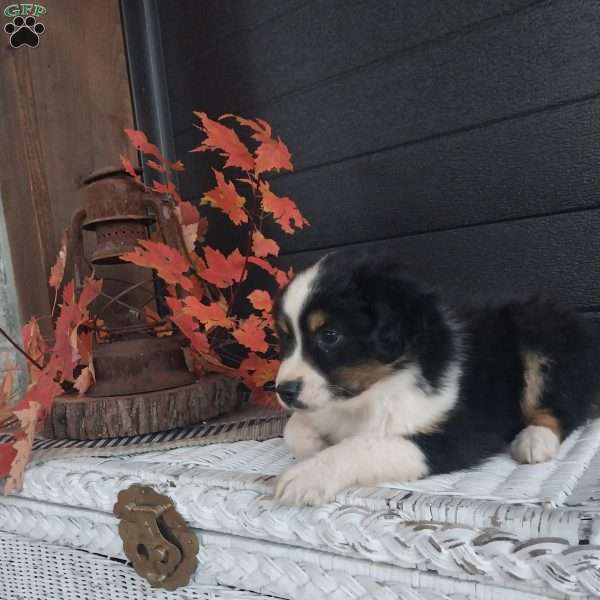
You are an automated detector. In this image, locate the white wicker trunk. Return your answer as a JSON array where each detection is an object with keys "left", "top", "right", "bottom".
[{"left": 3, "top": 419, "right": 600, "bottom": 599}]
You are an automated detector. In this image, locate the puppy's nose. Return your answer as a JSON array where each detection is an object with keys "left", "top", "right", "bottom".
[{"left": 276, "top": 380, "right": 303, "bottom": 406}]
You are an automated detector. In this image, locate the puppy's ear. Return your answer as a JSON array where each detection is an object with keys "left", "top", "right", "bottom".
[
  {"left": 360, "top": 269, "right": 448, "bottom": 365},
  {"left": 370, "top": 300, "right": 407, "bottom": 363}
]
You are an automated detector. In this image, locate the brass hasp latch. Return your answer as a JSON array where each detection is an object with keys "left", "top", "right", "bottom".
[{"left": 114, "top": 485, "right": 199, "bottom": 590}]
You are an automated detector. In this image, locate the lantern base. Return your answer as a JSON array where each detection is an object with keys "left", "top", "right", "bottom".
[{"left": 43, "top": 376, "right": 247, "bottom": 440}]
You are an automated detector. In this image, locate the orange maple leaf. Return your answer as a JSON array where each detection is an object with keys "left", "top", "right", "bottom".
[
  {"left": 178, "top": 201, "right": 200, "bottom": 225},
  {"left": 120, "top": 154, "right": 142, "bottom": 185},
  {"left": 146, "top": 159, "right": 166, "bottom": 173},
  {"left": 248, "top": 256, "right": 292, "bottom": 288},
  {"left": 0, "top": 354, "right": 14, "bottom": 411},
  {"left": 47, "top": 277, "right": 102, "bottom": 383},
  {"left": 74, "top": 365, "right": 94, "bottom": 396},
  {"left": 201, "top": 170, "right": 248, "bottom": 225},
  {"left": 183, "top": 297, "right": 233, "bottom": 330},
  {"left": 239, "top": 353, "right": 279, "bottom": 388},
  {"left": 121, "top": 240, "right": 193, "bottom": 291},
  {"left": 166, "top": 297, "right": 209, "bottom": 354},
  {"left": 232, "top": 315, "right": 269, "bottom": 353},
  {"left": 48, "top": 232, "right": 67, "bottom": 290},
  {"left": 124, "top": 129, "right": 183, "bottom": 172},
  {"left": 247, "top": 290, "right": 273, "bottom": 312},
  {"left": 199, "top": 247, "right": 246, "bottom": 288},
  {"left": 21, "top": 319, "right": 46, "bottom": 383},
  {"left": 151, "top": 180, "right": 184, "bottom": 205},
  {"left": 3, "top": 399, "right": 41, "bottom": 494},
  {"left": 260, "top": 181, "right": 309, "bottom": 234},
  {"left": 0, "top": 444, "right": 17, "bottom": 479},
  {"left": 192, "top": 112, "right": 254, "bottom": 171},
  {"left": 222, "top": 115, "right": 293, "bottom": 175},
  {"left": 252, "top": 230, "right": 279, "bottom": 258}
]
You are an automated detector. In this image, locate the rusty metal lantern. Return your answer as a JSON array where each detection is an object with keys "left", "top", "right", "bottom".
[
  {"left": 43, "top": 168, "right": 244, "bottom": 440},
  {"left": 69, "top": 167, "right": 195, "bottom": 397}
]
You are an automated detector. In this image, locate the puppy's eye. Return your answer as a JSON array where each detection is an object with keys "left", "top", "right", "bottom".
[{"left": 316, "top": 328, "right": 342, "bottom": 349}]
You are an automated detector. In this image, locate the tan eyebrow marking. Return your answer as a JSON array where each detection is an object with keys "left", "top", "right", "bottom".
[{"left": 306, "top": 309, "right": 327, "bottom": 332}]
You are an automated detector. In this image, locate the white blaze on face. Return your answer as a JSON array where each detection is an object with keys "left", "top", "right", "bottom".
[{"left": 276, "top": 262, "right": 329, "bottom": 409}]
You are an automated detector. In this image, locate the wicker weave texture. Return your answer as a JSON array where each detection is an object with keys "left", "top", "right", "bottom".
[
  {"left": 0, "top": 532, "right": 273, "bottom": 600},
  {"left": 1, "top": 494, "right": 599, "bottom": 598}
]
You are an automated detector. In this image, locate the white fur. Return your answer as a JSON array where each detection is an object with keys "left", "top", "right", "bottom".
[
  {"left": 510, "top": 425, "right": 560, "bottom": 464},
  {"left": 276, "top": 262, "right": 328, "bottom": 406},
  {"left": 274, "top": 262, "right": 464, "bottom": 505},
  {"left": 275, "top": 435, "right": 428, "bottom": 505}
]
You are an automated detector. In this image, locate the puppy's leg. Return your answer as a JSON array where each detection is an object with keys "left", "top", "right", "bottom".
[
  {"left": 275, "top": 435, "right": 428, "bottom": 505},
  {"left": 512, "top": 351, "right": 562, "bottom": 464},
  {"left": 511, "top": 425, "right": 560, "bottom": 464},
  {"left": 283, "top": 412, "right": 327, "bottom": 460}
]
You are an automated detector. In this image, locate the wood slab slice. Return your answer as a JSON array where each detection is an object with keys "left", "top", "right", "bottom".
[{"left": 44, "top": 376, "right": 246, "bottom": 440}]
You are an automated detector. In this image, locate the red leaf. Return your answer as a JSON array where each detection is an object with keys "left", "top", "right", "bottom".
[
  {"left": 166, "top": 297, "right": 210, "bottom": 354},
  {"left": 199, "top": 247, "right": 246, "bottom": 288},
  {"left": 4, "top": 400, "right": 40, "bottom": 495},
  {"left": 146, "top": 159, "right": 166, "bottom": 173},
  {"left": 252, "top": 230, "right": 279, "bottom": 258},
  {"left": 120, "top": 154, "right": 142, "bottom": 185},
  {"left": 78, "top": 276, "right": 103, "bottom": 311},
  {"left": 121, "top": 240, "right": 193, "bottom": 291},
  {"left": 260, "top": 181, "right": 309, "bottom": 234},
  {"left": 192, "top": 112, "right": 254, "bottom": 171},
  {"left": 125, "top": 129, "right": 164, "bottom": 159},
  {"left": 74, "top": 366, "right": 94, "bottom": 395},
  {"left": 183, "top": 297, "right": 233, "bottom": 330},
  {"left": 232, "top": 315, "right": 269, "bottom": 353},
  {"left": 222, "top": 115, "right": 293, "bottom": 175},
  {"left": 151, "top": 180, "right": 183, "bottom": 205},
  {"left": 48, "top": 233, "right": 67, "bottom": 290},
  {"left": 0, "top": 354, "right": 14, "bottom": 410},
  {"left": 247, "top": 290, "right": 273, "bottom": 312},
  {"left": 239, "top": 353, "right": 279, "bottom": 388},
  {"left": 248, "top": 256, "right": 291, "bottom": 288},
  {"left": 22, "top": 319, "right": 46, "bottom": 383},
  {"left": 201, "top": 170, "right": 248, "bottom": 225},
  {"left": 170, "top": 160, "right": 185, "bottom": 172},
  {"left": 178, "top": 201, "right": 200, "bottom": 225},
  {"left": 0, "top": 443, "right": 17, "bottom": 479}
]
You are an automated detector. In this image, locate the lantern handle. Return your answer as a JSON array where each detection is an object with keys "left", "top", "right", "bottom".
[{"left": 70, "top": 208, "right": 88, "bottom": 292}]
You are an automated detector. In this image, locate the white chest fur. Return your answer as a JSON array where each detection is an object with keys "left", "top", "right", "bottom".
[{"left": 299, "top": 363, "right": 462, "bottom": 445}]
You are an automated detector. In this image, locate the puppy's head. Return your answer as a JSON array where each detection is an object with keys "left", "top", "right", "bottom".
[{"left": 274, "top": 252, "right": 454, "bottom": 411}]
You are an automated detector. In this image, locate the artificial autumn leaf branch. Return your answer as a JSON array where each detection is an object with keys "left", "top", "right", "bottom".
[{"left": 120, "top": 113, "right": 308, "bottom": 405}]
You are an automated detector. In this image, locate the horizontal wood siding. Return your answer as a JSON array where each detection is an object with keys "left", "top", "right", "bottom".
[{"left": 157, "top": 0, "right": 600, "bottom": 310}]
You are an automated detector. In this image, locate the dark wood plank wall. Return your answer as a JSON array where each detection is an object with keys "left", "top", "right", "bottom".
[
  {"left": 0, "top": 0, "right": 136, "bottom": 326},
  {"left": 156, "top": 0, "right": 600, "bottom": 310}
]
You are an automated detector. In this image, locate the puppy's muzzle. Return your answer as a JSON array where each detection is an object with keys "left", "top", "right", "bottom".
[{"left": 276, "top": 380, "right": 304, "bottom": 409}]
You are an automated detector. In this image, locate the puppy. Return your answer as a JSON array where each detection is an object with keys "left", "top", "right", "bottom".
[{"left": 273, "top": 251, "right": 600, "bottom": 505}]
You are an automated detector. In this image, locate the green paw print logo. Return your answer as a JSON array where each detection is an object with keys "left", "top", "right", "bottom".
[{"left": 3, "top": 3, "right": 46, "bottom": 48}]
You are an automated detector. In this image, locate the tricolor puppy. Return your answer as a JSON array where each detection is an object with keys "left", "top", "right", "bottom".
[{"left": 273, "top": 251, "right": 600, "bottom": 505}]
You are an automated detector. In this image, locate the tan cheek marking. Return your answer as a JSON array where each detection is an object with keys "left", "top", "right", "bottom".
[
  {"left": 306, "top": 309, "right": 327, "bottom": 332},
  {"left": 332, "top": 361, "right": 395, "bottom": 394},
  {"left": 521, "top": 352, "right": 561, "bottom": 439}
]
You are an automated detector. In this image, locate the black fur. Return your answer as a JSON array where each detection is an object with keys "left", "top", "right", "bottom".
[{"left": 277, "top": 250, "right": 600, "bottom": 475}]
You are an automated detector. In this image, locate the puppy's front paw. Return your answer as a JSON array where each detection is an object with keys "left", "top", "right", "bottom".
[
  {"left": 511, "top": 425, "right": 560, "bottom": 464},
  {"left": 274, "top": 457, "right": 340, "bottom": 505}
]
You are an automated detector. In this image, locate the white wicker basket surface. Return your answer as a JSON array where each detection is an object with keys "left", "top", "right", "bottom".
[
  {"left": 0, "top": 500, "right": 593, "bottom": 600},
  {"left": 4, "top": 420, "right": 600, "bottom": 598}
]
